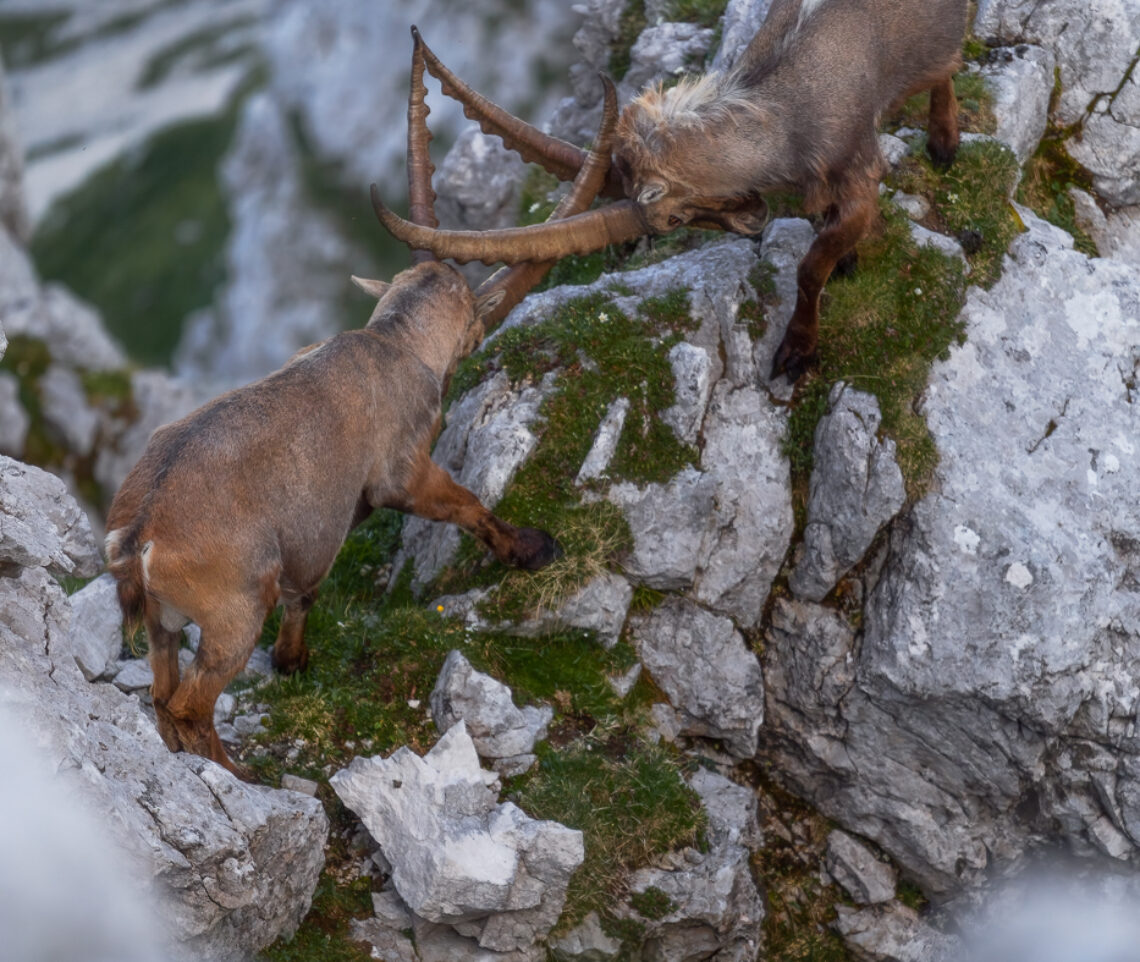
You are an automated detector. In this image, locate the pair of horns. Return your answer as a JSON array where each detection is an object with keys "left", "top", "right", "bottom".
[{"left": 378, "top": 28, "right": 649, "bottom": 302}]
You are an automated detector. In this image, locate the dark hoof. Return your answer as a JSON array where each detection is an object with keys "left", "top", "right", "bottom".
[
  {"left": 957, "top": 228, "right": 984, "bottom": 255},
  {"left": 927, "top": 141, "right": 958, "bottom": 171},
  {"left": 271, "top": 647, "right": 309, "bottom": 675},
  {"left": 512, "top": 528, "right": 562, "bottom": 571},
  {"left": 770, "top": 340, "right": 817, "bottom": 384}
]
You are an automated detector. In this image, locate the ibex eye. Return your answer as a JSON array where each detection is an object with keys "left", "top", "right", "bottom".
[{"left": 668, "top": 215, "right": 682, "bottom": 227}]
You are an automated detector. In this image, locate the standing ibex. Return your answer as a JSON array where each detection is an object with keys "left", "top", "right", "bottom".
[
  {"left": 373, "top": 0, "right": 968, "bottom": 380},
  {"left": 104, "top": 40, "right": 622, "bottom": 777}
]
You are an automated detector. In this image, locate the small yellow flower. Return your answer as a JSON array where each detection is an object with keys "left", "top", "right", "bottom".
[{"left": 436, "top": 604, "right": 445, "bottom": 612}]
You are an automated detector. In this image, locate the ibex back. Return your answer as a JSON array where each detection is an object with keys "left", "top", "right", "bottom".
[{"left": 104, "top": 36, "right": 623, "bottom": 777}]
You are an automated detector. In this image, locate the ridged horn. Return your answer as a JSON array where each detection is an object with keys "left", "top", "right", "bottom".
[
  {"left": 472, "top": 75, "right": 624, "bottom": 327},
  {"left": 413, "top": 26, "right": 625, "bottom": 199},
  {"left": 406, "top": 26, "right": 438, "bottom": 264}
]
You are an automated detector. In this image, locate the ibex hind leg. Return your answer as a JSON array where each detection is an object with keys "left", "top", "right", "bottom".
[
  {"left": 271, "top": 590, "right": 317, "bottom": 675},
  {"left": 166, "top": 608, "right": 266, "bottom": 780},
  {"left": 927, "top": 74, "right": 960, "bottom": 169},
  {"left": 144, "top": 610, "right": 184, "bottom": 753}
]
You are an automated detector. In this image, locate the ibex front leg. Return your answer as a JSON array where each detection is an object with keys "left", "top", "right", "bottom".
[
  {"left": 396, "top": 451, "right": 560, "bottom": 571},
  {"left": 770, "top": 176, "right": 879, "bottom": 383}
]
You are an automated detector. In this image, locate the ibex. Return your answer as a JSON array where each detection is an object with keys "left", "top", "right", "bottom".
[
  {"left": 373, "top": 0, "right": 968, "bottom": 380},
  {"left": 104, "top": 41, "right": 622, "bottom": 778}
]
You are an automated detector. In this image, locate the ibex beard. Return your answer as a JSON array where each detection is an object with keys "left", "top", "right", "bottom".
[{"left": 104, "top": 263, "right": 558, "bottom": 778}]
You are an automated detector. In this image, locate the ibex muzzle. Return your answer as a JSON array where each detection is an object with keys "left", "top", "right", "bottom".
[
  {"left": 373, "top": 0, "right": 969, "bottom": 381},
  {"left": 104, "top": 36, "right": 621, "bottom": 778}
]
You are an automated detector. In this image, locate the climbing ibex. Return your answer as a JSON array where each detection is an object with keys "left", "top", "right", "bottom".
[
  {"left": 105, "top": 41, "right": 622, "bottom": 777},
  {"left": 374, "top": 0, "right": 968, "bottom": 380}
]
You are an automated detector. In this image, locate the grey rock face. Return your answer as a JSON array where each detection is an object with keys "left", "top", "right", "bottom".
[
  {"left": 835, "top": 903, "right": 959, "bottom": 962},
  {"left": 0, "top": 371, "right": 27, "bottom": 455},
  {"left": 0, "top": 58, "right": 28, "bottom": 242},
  {"left": 618, "top": 766, "right": 765, "bottom": 961},
  {"left": 762, "top": 211, "right": 1140, "bottom": 895},
  {"left": 694, "top": 380, "right": 793, "bottom": 624},
  {"left": 576, "top": 397, "right": 630, "bottom": 483},
  {"left": 549, "top": 911, "right": 623, "bottom": 961},
  {"left": 826, "top": 831, "right": 897, "bottom": 905},
  {"left": 331, "top": 723, "right": 584, "bottom": 954},
  {"left": 396, "top": 370, "right": 555, "bottom": 591},
  {"left": 39, "top": 364, "right": 100, "bottom": 456},
  {"left": 620, "top": 24, "right": 715, "bottom": 101},
  {"left": 430, "top": 650, "right": 552, "bottom": 773},
  {"left": 434, "top": 126, "right": 529, "bottom": 233},
  {"left": 174, "top": 93, "right": 357, "bottom": 384},
  {"left": 789, "top": 384, "right": 905, "bottom": 603},
  {"left": 630, "top": 598, "right": 764, "bottom": 758},
  {"left": 975, "top": 0, "right": 1140, "bottom": 206},
  {"left": 0, "top": 466, "right": 328, "bottom": 961},
  {"left": 518, "top": 571, "right": 634, "bottom": 650},
  {"left": 712, "top": 0, "right": 775, "bottom": 71},
  {"left": 0, "top": 455, "right": 99, "bottom": 576},
  {"left": 68, "top": 573, "right": 123, "bottom": 682},
  {"left": 981, "top": 45, "right": 1056, "bottom": 164}
]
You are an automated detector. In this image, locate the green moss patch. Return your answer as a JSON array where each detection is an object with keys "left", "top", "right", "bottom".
[
  {"left": 1016, "top": 130, "right": 1099, "bottom": 257},
  {"left": 515, "top": 736, "right": 706, "bottom": 933},
  {"left": 441, "top": 293, "right": 697, "bottom": 616}
]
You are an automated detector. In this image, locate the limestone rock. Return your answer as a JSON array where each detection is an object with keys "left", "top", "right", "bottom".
[
  {"left": 694, "top": 380, "right": 793, "bottom": 625},
  {"left": 576, "top": 397, "right": 630, "bottom": 483},
  {"left": 395, "top": 370, "right": 555, "bottom": 591},
  {"left": 834, "top": 903, "right": 958, "bottom": 962},
  {"left": 173, "top": 93, "right": 357, "bottom": 384},
  {"left": 0, "top": 455, "right": 99, "bottom": 576},
  {"left": 981, "top": 44, "right": 1056, "bottom": 164},
  {"left": 0, "top": 371, "right": 27, "bottom": 455},
  {"left": 518, "top": 571, "right": 634, "bottom": 649},
  {"left": 549, "top": 911, "right": 623, "bottom": 961},
  {"left": 68, "top": 573, "right": 123, "bottom": 682},
  {"left": 712, "top": 0, "right": 774, "bottom": 71},
  {"left": 975, "top": 0, "right": 1140, "bottom": 206},
  {"left": 760, "top": 211, "right": 1140, "bottom": 896},
  {"left": 826, "top": 831, "right": 897, "bottom": 905},
  {"left": 661, "top": 341, "right": 713, "bottom": 445},
  {"left": 789, "top": 384, "right": 905, "bottom": 603},
  {"left": 434, "top": 126, "right": 528, "bottom": 233},
  {"left": 39, "top": 364, "right": 100, "bottom": 456},
  {"left": 430, "top": 650, "right": 552, "bottom": 769},
  {"left": 331, "top": 724, "right": 584, "bottom": 953},
  {"left": 0, "top": 472, "right": 328, "bottom": 960},
  {"left": 630, "top": 598, "right": 764, "bottom": 758},
  {"left": 609, "top": 467, "right": 714, "bottom": 590},
  {"left": 688, "top": 767, "right": 762, "bottom": 852}
]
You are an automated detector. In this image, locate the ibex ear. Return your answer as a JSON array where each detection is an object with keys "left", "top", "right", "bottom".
[
  {"left": 351, "top": 275, "right": 392, "bottom": 299},
  {"left": 474, "top": 289, "right": 507, "bottom": 320},
  {"left": 637, "top": 182, "right": 667, "bottom": 205},
  {"left": 724, "top": 201, "right": 770, "bottom": 237}
]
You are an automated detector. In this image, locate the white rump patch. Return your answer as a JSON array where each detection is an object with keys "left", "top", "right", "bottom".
[{"left": 138, "top": 541, "right": 190, "bottom": 632}]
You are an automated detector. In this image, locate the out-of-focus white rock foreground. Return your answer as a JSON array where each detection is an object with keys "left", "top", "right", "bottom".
[{"left": 1, "top": 0, "right": 1140, "bottom": 958}]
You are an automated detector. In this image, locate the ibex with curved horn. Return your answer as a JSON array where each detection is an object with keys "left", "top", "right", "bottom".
[
  {"left": 375, "top": 0, "right": 968, "bottom": 380},
  {"left": 104, "top": 37, "right": 620, "bottom": 777}
]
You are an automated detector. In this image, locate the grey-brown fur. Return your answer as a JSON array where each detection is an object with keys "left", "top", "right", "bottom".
[
  {"left": 105, "top": 262, "right": 558, "bottom": 777},
  {"left": 616, "top": 0, "right": 968, "bottom": 377}
]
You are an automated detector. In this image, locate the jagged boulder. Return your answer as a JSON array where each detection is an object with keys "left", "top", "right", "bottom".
[
  {"left": 430, "top": 650, "right": 552, "bottom": 776},
  {"left": 0, "top": 455, "right": 327, "bottom": 961},
  {"left": 761, "top": 210, "right": 1140, "bottom": 895},
  {"left": 332, "top": 723, "right": 584, "bottom": 956},
  {"left": 789, "top": 383, "right": 905, "bottom": 603},
  {"left": 975, "top": 0, "right": 1140, "bottom": 206}
]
